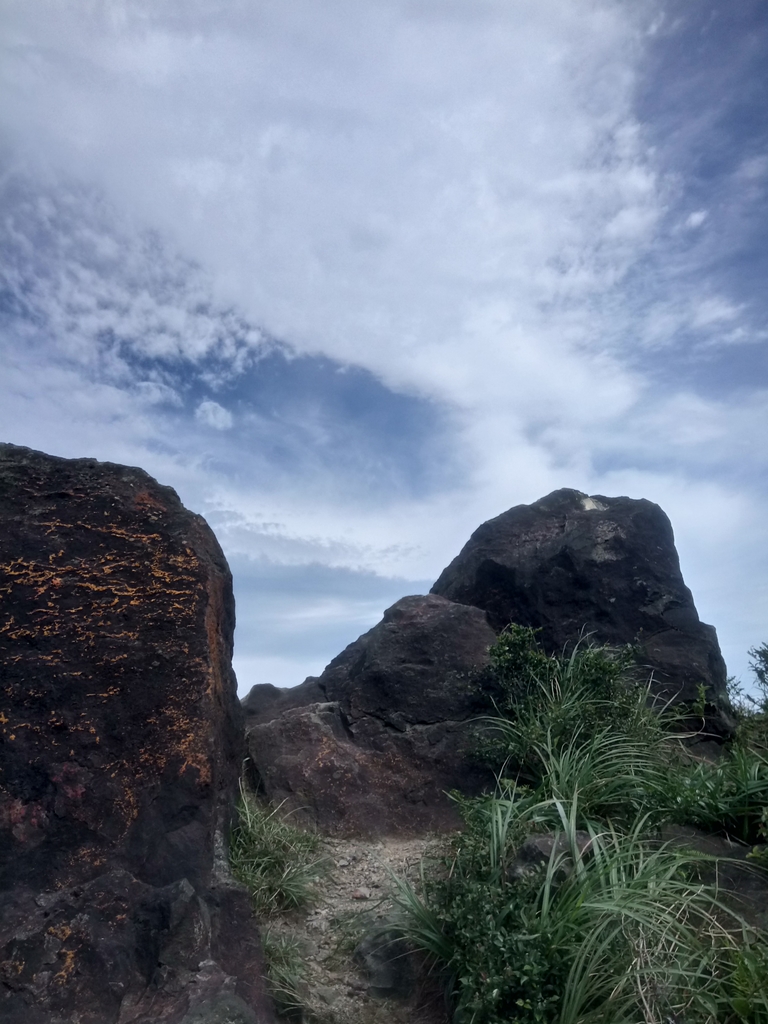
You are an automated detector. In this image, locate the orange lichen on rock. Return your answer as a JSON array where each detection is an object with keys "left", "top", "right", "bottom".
[
  {"left": 0, "top": 444, "right": 270, "bottom": 1022},
  {"left": 0, "top": 443, "right": 261, "bottom": 1024}
]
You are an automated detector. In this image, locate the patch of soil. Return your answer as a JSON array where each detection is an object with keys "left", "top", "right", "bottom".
[{"left": 265, "top": 834, "right": 453, "bottom": 1024}]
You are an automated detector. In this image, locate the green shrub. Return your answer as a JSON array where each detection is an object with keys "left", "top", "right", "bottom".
[
  {"left": 749, "top": 643, "right": 768, "bottom": 710},
  {"left": 663, "top": 746, "right": 768, "bottom": 844},
  {"left": 494, "top": 726, "right": 671, "bottom": 828},
  {"left": 229, "top": 781, "right": 325, "bottom": 916},
  {"left": 720, "top": 941, "right": 768, "bottom": 1023},
  {"left": 478, "top": 625, "right": 667, "bottom": 786},
  {"left": 393, "top": 627, "right": 768, "bottom": 1024},
  {"left": 479, "top": 626, "right": 768, "bottom": 842},
  {"left": 726, "top": 646, "right": 768, "bottom": 750},
  {"left": 394, "top": 790, "right": 752, "bottom": 1024}
]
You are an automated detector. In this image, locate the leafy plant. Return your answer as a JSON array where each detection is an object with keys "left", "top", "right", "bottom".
[
  {"left": 493, "top": 726, "right": 670, "bottom": 828},
  {"left": 663, "top": 746, "right": 768, "bottom": 844},
  {"left": 727, "top": 676, "right": 754, "bottom": 718},
  {"left": 749, "top": 643, "right": 768, "bottom": 710},
  {"left": 479, "top": 626, "right": 768, "bottom": 842},
  {"left": 748, "top": 806, "right": 768, "bottom": 870},
  {"left": 719, "top": 940, "right": 768, "bottom": 1023},
  {"left": 229, "top": 780, "right": 325, "bottom": 916},
  {"left": 727, "top": 645, "right": 768, "bottom": 749}
]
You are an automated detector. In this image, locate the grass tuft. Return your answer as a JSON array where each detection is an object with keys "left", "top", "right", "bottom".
[
  {"left": 260, "top": 929, "right": 308, "bottom": 1021},
  {"left": 229, "top": 780, "right": 325, "bottom": 917}
]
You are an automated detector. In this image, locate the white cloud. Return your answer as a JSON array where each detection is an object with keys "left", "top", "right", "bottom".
[
  {"left": 0, "top": 171, "right": 271, "bottom": 376},
  {"left": 692, "top": 297, "right": 742, "bottom": 329},
  {"left": 639, "top": 290, "right": 754, "bottom": 350},
  {"left": 736, "top": 154, "right": 768, "bottom": 182},
  {"left": 685, "top": 209, "right": 708, "bottom": 229},
  {"left": 2, "top": 0, "right": 767, "bottom": 690},
  {"left": 133, "top": 380, "right": 183, "bottom": 407},
  {"left": 0, "top": 0, "right": 661, "bottom": 400},
  {"left": 195, "top": 399, "right": 233, "bottom": 430}
]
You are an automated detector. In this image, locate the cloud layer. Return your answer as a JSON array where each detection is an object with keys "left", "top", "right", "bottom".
[{"left": 1, "top": 0, "right": 767, "bottom": 690}]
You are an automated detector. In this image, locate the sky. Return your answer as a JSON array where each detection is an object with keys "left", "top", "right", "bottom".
[{"left": 1, "top": 0, "right": 767, "bottom": 696}]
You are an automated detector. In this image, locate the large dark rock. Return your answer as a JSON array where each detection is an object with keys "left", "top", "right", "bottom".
[
  {"left": 431, "top": 488, "right": 732, "bottom": 734},
  {"left": 660, "top": 825, "right": 768, "bottom": 931},
  {"left": 244, "top": 595, "right": 497, "bottom": 834},
  {"left": 0, "top": 444, "right": 273, "bottom": 1023},
  {"left": 244, "top": 490, "right": 735, "bottom": 832}
]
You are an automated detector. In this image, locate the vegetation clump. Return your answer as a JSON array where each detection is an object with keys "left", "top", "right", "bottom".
[
  {"left": 229, "top": 780, "right": 324, "bottom": 917},
  {"left": 394, "top": 626, "right": 768, "bottom": 1024},
  {"left": 258, "top": 929, "right": 308, "bottom": 1021},
  {"left": 229, "top": 782, "right": 325, "bottom": 1018}
]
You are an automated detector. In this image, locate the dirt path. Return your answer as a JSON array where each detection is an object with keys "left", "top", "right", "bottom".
[{"left": 265, "top": 833, "right": 452, "bottom": 1024}]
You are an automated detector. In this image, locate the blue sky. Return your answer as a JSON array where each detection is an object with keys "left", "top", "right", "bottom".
[{"left": 1, "top": 0, "right": 766, "bottom": 695}]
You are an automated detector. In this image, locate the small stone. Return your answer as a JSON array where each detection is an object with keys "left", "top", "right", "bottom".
[
  {"left": 351, "top": 887, "right": 371, "bottom": 900},
  {"left": 316, "top": 985, "right": 340, "bottom": 1005}
]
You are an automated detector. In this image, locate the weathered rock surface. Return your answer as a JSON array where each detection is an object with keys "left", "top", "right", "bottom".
[
  {"left": 432, "top": 488, "right": 732, "bottom": 733},
  {"left": 0, "top": 444, "right": 273, "bottom": 1023},
  {"left": 354, "top": 925, "right": 414, "bottom": 999},
  {"left": 244, "top": 595, "right": 497, "bottom": 833},
  {"left": 660, "top": 825, "right": 768, "bottom": 931},
  {"left": 506, "top": 831, "right": 594, "bottom": 881}
]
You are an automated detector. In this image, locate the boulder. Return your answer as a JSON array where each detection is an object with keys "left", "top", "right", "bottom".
[
  {"left": 0, "top": 444, "right": 273, "bottom": 1024},
  {"left": 244, "top": 595, "right": 497, "bottom": 833},
  {"left": 431, "top": 488, "right": 732, "bottom": 734},
  {"left": 354, "top": 925, "right": 414, "bottom": 999},
  {"left": 244, "top": 490, "right": 735, "bottom": 831},
  {"left": 660, "top": 825, "right": 768, "bottom": 931},
  {"left": 506, "top": 831, "right": 594, "bottom": 881}
]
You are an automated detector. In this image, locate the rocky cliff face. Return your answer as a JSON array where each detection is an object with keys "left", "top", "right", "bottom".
[
  {"left": 245, "top": 489, "right": 733, "bottom": 834},
  {"left": 0, "top": 444, "right": 273, "bottom": 1024}
]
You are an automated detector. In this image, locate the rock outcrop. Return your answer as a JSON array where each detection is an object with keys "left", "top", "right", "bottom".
[
  {"left": 431, "top": 488, "right": 731, "bottom": 733},
  {"left": 244, "top": 595, "right": 497, "bottom": 833},
  {"left": 244, "top": 489, "right": 733, "bottom": 833},
  {"left": 0, "top": 444, "right": 273, "bottom": 1024}
]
